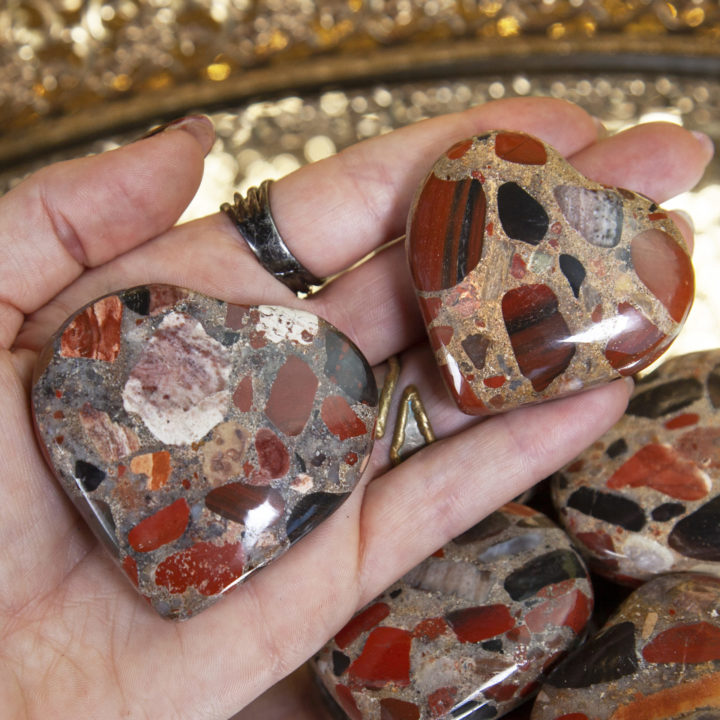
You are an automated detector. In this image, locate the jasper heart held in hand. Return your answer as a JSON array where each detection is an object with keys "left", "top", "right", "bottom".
[
  {"left": 406, "top": 131, "right": 694, "bottom": 415},
  {"left": 32, "top": 285, "right": 378, "bottom": 619}
]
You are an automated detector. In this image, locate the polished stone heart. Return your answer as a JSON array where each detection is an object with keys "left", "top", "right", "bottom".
[
  {"left": 312, "top": 503, "right": 593, "bottom": 719},
  {"left": 531, "top": 573, "right": 720, "bottom": 719},
  {"left": 406, "top": 131, "right": 694, "bottom": 415},
  {"left": 553, "top": 349, "right": 720, "bottom": 585},
  {"left": 32, "top": 285, "right": 377, "bottom": 619}
]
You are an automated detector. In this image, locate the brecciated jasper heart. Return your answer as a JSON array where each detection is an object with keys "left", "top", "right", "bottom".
[
  {"left": 312, "top": 503, "right": 593, "bottom": 720},
  {"left": 531, "top": 573, "right": 720, "bottom": 719},
  {"left": 406, "top": 130, "right": 694, "bottom": 415},
  {"left": 32, "top": 285, "right": 377, "bottom": 620},
  {"left": 552, "top": 349, "right": 720, "bottom": 585}
]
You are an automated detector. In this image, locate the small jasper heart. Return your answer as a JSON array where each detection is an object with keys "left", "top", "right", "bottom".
[
  {"left": 406, "top": 131, "right": 694, "bottom": 415},
  {"left": 32, "top": 286, "right": 377, "bottom": 619}
]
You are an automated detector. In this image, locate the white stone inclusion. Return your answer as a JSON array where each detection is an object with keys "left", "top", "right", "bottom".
[
  {"left": 620, "top": 534, "right": 675, "bottom": 575},
  {"left": 257, "top": 305, "right": 318, "bottom": 345},
  {"left": 123, "top": 312, "right": 231, "bottom": 445}
]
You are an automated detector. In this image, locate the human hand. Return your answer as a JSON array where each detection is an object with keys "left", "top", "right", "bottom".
[{"left": 0, "top": 98, "right": 712, "bottom": 719}]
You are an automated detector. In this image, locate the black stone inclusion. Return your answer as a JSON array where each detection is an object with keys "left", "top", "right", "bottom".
[
  {"left": 310, "top": 452, "right": 326, "bottom": 467},
  {"left": 75, "top": 459, "right": 106, "bottom": 492},
  {"left": 497, "top": 182, "right": 549, "bottom": 245},
  {"left": 606, "top": 438, "right": 628, "bottom": 459},
  {"left": 545, "top": 621, "right": 639, "bottom": 688},
  {"left": 286, "top": 491, "right": 350, "bottom": 544},
  {"left": 559, "top": 254, "right": 586, "bottom": 298},
  {"left": 708, "top": 362, "right": 720, "bottom": 409},
  {"left": 324, "top": 332, "right": 377, "bottom": 405},
  {"left": 504, "top": 549, "right": 586, "bottom": 602},
  {"left": 122, "top": 287, "right": 151, "bottom": 315},
  {"left": 651, "top": 502, "right": 686, "bottom": 522},
  {"left": 221, "top": 331, "right": 240, "bottom": 346},
  {"left": 627, "top": 378, "right": 703, "bottom": 418},
  {"left": 668, "top": 495, "right": 720, "bottom": 561},
  {"left": 481, "top": 639, "right": 503, "bottom": 653},
  {"left": 331, "top": 650, "right": 350, "bottom": 676},
  {"left": 567, "top": 487, "right": 646, "bottom": 531}
]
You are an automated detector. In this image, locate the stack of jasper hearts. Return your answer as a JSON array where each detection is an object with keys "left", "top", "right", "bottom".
[
  {"left": 406, "top": 130, "right": 693, "bottom": 415},
  {"left": 536, "top": 349, "right": 720, "bottom": 719}
]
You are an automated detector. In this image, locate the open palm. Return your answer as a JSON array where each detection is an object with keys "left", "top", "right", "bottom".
[{"left": 0, "top": 98, "right": 711, "bottom": 719}]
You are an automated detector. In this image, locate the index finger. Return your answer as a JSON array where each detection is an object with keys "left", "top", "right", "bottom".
[{"left": 0, "top": 116, "right": 214, "bottom": 350}]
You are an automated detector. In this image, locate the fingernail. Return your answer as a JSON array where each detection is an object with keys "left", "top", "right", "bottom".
[
  {"left": 673, "top": 208, "right": 695, "bottom": 235},
  {"left": 592, "top": 116, "right": 609, "bottom": 139},
  {"left": 623, "top": 376, "right": 635, "bottom": 394},
  {"left": 692, "top": 130, "right": 715, "bottom": 160},
  {"left": 136, "top": 115, "right": 215, "bottom": 156}
]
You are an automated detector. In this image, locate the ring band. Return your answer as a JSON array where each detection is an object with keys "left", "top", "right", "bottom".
[{"left": 221, "top": 180, "right": 323, "bottom": 295}]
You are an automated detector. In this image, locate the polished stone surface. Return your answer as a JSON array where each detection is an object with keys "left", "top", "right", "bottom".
[
  {"left": 552, "top": 350, "right": 720, "bottom": 585},
  {"left": 406, "top": 131, "right": 693, "bottom": 415},
  {"left": 531, "top": 573, "right": 720, "bottom": 719},
  {"left": 312, "top": 503, "right": 593, "bottom": 719},
  {"left": 32, "top": 285, "right": 377, "bottom": 619}
]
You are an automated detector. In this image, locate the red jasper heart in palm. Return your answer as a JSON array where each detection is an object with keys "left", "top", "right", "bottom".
[
  {"left": 32, "top": 286, "right": 377, "bottom": 619},
  {"left": 406, "top": 131, "right": 694, "bottom": 415}
]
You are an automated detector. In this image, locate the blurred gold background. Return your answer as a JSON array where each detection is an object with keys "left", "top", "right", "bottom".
[{"left": 2, "top": 0, "right": 720, "bottom": 358}]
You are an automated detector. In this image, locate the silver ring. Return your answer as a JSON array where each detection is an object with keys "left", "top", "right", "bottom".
[{"left": 221, "top": 179, "right": 323, "bottom": 295}]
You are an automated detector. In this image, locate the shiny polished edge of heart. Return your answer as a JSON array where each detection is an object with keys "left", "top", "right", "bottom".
[{"left": 406, "top": 130, "right": 694, "bottom": 416}]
